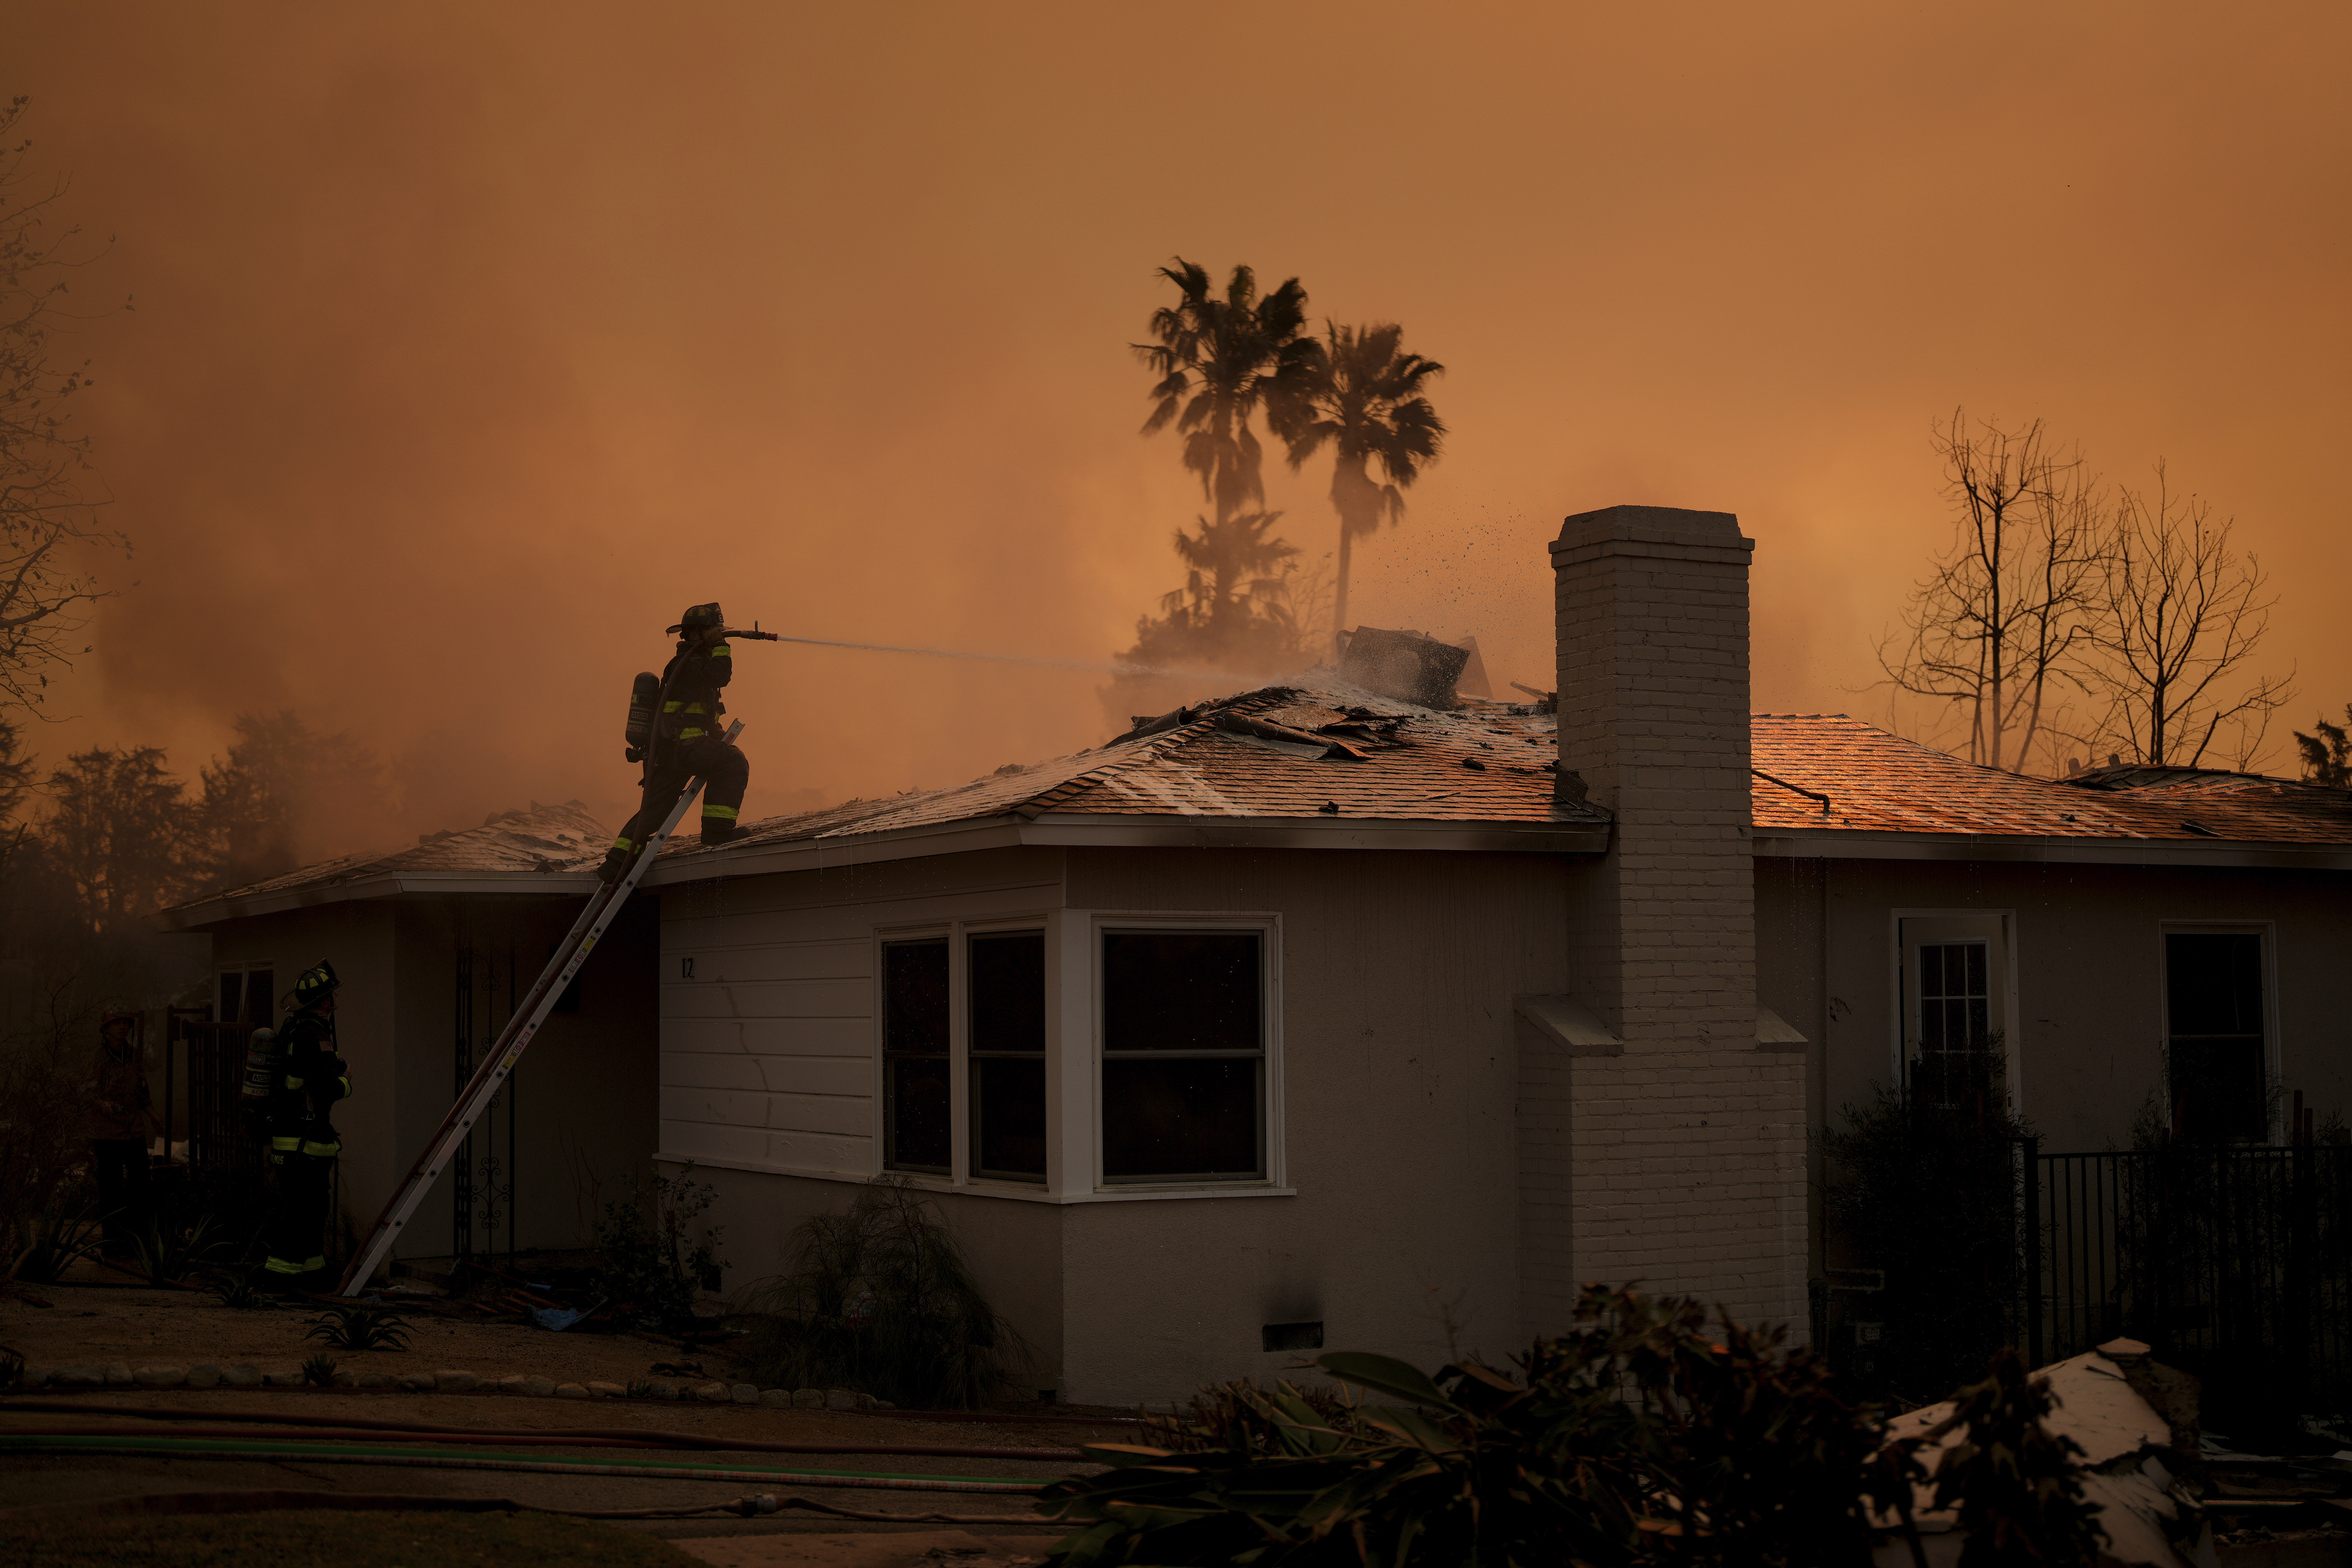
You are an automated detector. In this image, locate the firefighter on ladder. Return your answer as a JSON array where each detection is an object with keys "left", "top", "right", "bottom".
[
  {"left": 259, "top": 960, "right": 351, "bottom": 1287},
  {"left": 598, "top": 601, "right": 752, "bottom": 882}
]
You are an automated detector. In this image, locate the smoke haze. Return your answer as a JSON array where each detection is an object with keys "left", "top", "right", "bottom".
[{"left": 13, "top": 2, "right": 2349, "bottom": 853}]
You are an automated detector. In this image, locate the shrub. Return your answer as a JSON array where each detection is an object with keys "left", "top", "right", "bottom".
[
  {"left": 1046, "top": 1286, "right": 1925, "bottom": 1568},
  {"left": 302, "top": 1352, "right": 338, "bottom": 1386},
  {"left": 302, "top": 1304, "right": 411, "bottom": 1353},
  {"left": 1820, "top": 1085, "right": 2036, "bottom": 1402},
  {"left": 590, "top": 1166, "right": 726, "bottom": 1333},
  {"left": 1142, "top": 1376, "right": 1368, "bottom": 1458},
  {"left": 733, "top": 1176, "right": 1027, "bottom": 1410}
]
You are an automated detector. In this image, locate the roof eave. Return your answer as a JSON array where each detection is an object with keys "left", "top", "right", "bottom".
[
  {"left": 1752, "top": 827, "right": 2352, "bottom": 870},
  {"left": 642, "top": 809, "right": 1610, "bottom": 884},
  {"left": 156, "top": 870, "right": 602, "bottom": 931}
]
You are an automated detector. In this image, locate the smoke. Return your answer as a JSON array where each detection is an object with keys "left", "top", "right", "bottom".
[{"left": 8, "top": 1, "right": 2344, "bottom": 857}]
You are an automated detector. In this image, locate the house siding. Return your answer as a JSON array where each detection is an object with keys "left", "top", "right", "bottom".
[
  {"left": 1765, "top": 858, "right": 2352, "bottom": 1159},
  {"left": 655, "top": 847, "right": 1064, "bottom": 1182}
]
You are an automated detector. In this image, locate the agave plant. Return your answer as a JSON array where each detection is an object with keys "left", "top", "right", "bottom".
[
  {"left": 9, "top": 1198, "right": 101, "bottom": 1285},
  {"left": 301, "top": 1352, "right": 339, "bottom": 1386},
  {"left": 135, "top": 1213, "right": 223, "bottom": 1285},
  {"left": 212, "top": 1274, "right": 277, "bottom": 1310},
  {"left": 302, "top": 1304, "right": 412, "bottom": 1353}
]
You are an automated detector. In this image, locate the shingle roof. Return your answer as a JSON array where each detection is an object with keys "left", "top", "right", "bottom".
[
  {"left": 179, "top": 800, "right": 610, "bottom": 908},
  {"left": 657, "top": 684, "right": 1602, "bottom": 867},
  {"left": 1752, "top": 715, "right": 2352, "bottom": 845},
  {"left": 168, "top": 696, "right": 2352, "bottom": 928}
]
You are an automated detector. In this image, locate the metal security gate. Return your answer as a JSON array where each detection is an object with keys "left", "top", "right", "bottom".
[
  {"left": 2026, "top": 1145, "right": 2352, "bottom": 1401},
  {"left": 450, "top": 924, "right": 521, "bottom": 1272},
  {"left": 167, "top": 1013, "right": 264, "bottom": 1175}
]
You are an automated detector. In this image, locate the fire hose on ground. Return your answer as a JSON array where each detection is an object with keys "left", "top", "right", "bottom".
[
  {"left": 0, "top": 1432, "right": 1057, "bottom": 1494},
  {"left": 0, "top": 1399, "right": 1086, "bottom": 1461},
  {"left": 0, "top": 1485, "right": 1056, "bottom": 1525}
]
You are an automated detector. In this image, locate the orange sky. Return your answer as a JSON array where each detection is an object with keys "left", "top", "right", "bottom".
[{"left": 12, "top": 2, "right": 2349, "bottom": 848}]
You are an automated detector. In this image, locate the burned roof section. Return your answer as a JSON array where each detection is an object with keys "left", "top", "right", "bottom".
[{"left": 662, "top": 682, "right": 1605, "bottom": 867}]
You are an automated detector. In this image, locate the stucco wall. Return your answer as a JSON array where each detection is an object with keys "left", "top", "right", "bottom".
[{"left": 1759, "top": 855, "right": 2352, "bottom": 1155}]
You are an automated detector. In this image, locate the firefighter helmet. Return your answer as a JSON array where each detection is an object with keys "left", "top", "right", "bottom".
[
  {"left": 669, "top": 602, "right": 724, "bottom": 636},
  {"left": 293, "top": 960, "right": 340, "bottom": 1009}
]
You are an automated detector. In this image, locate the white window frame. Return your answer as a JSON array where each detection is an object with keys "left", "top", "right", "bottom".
[
  {"left": 865, "top": 908, "right": 1290, "bottom": 1204},
  {"left": 1887, "top": 909, "right": 2022, "bottom": 1114},
  {"left": 1087, "top": 911, "right": 1286, "bottom": 1196},
  {"left": 214, "top": 961, "right": 276, "bottom": 1025},
  {"left": 2156, "top": 920, "right": 2280, "bottom": 1143},
  {"left": 872, "top": 912, "right": 1052, "bottom": 1192}
]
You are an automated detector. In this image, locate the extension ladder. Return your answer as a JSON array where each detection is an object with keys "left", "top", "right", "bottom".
[{"left": 335, "top": 721, "right": 744, "bottom": 1295}]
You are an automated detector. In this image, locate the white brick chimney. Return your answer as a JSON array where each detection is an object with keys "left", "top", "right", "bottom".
[{"left": 1520, "top": 505, "right": 1807, "bottom": 1336}]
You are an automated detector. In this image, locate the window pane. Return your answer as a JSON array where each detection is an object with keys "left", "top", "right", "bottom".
[
  {"left": 885, "top": 1056, "right": 950, "bottom": 1172},
  {"left": 1103, "top": 932, "right": 1261, "bottom": 1052},
  {"left": 970, "top": 932, "right": 1044, "bottom": 1054},
  {"left": 1102, "top": 1057, "right": 1262, "bottom": 1180},
  {"left": 973, "top": 1056, "right": 1047, "bottom": 1180},
  {"left": 2166, "top": 933, "right": 2263, "bottom": 1036},
  {"left": 2170, "top": 1040, "right": 2266, "bottom": 1142},
  {"left": 2166, "top": 933, "right": 2266, "bottom": 1141},
  {"left": 883, "top": 940, "right": 949, "bottom": 1053},
  {"left": 884, "top": 939, "right": 949, "bottom": 1173}
]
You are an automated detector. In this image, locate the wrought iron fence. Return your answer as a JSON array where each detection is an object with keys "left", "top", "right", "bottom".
[
  {"left": 166, "top": 1013, "right": 264, "bottom": 1176},
  {"left": 2026, "top": 1144, "right": 2352, "bottom": 1402}
]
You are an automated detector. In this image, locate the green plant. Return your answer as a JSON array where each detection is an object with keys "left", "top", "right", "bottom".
[
  {"left": 1820, "top": 1084, "right": 2035, "bottom": 1402},
  {"left": 1044, "top": 1286, "right": 1915, "bottom": 1568},
  {"left": 589, "top": 1165, "right": 727, "bottom": 1333},
  {"left": 8, "top": 1196, "right": 100, "bottom": 1285},
  {"left": 302, "top": 1304, "right": 412, "bottom": 1353},
  {"left": 134, "top": 1212, "right": 222, "bottom": 1285},
  {"left": 626, "top": 1378, "right": 655, "bottom": 1400},
  {"left": 734, "top": 1176, "right": 1027, "bottom": 1410},
  {"left": 212, "top": 1273, "right": 276, "bottom": 1310},
  {"left": 302, "top": 1352, "right": 338, "bottom": 1386}
]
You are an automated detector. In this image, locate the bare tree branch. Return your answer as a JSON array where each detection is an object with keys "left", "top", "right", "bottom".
[
  {"left": 0, "top": 97, "right": 133, "bottom": 721},
  {"left": 2072, "top": 463, "right": 2292, "bottom": 769},
  {"left": 1876, "top": 411, "right": 2101, "bottom": 775}
]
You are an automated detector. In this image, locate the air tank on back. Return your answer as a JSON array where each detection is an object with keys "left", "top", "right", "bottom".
[{"left": 624, "top": 672, "right": 661, "bottom": 759}]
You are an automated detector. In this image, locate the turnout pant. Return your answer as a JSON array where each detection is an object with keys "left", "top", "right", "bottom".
[
  {"left": 89, "top": 1138, "right": 151, "bottom": 1255},
  {"left": 264, "top": 1148, "right": 336, "bottom": 1279},
  {"left": 615, "top": 735, "right": 750, "bottom": 852}
]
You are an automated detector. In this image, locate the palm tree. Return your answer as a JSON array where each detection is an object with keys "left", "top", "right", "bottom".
[
  {"left": 1275, "top": 323, "right": 1446, "bottom": 655},
  {"left": 1124, "top": 510, "right": 1305, "bottom": 676},
  {"left": 1134, "top": 259, "right": 1314, "bottom": 540}
]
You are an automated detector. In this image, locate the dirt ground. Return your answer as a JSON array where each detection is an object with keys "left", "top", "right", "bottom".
[
  {"left": 1, "top": 1269, "right": 1129, "bottom": 1557},
  {"left": 4, "top": 1265, "right": 717, "bottom": 1390}
]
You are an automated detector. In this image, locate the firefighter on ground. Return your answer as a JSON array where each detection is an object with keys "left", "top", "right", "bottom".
[
  {"left": 598, "top": 601, "right": 751, "bottom": 882},
  {"left": 259, "top": 960, "right": 351, "bottom": 1286}
]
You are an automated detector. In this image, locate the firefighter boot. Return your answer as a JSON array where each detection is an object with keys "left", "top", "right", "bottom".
[
  {"left": 596, "top": 846, "right": 632, "bottom": 883},
  {"left": 700, "top": 816, "right": 744, "bottom": 847}
]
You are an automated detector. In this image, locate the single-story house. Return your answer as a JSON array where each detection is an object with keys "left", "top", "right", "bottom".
[{"left": 160, "top": 504, "right": 2352, "bottom": 1404}]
